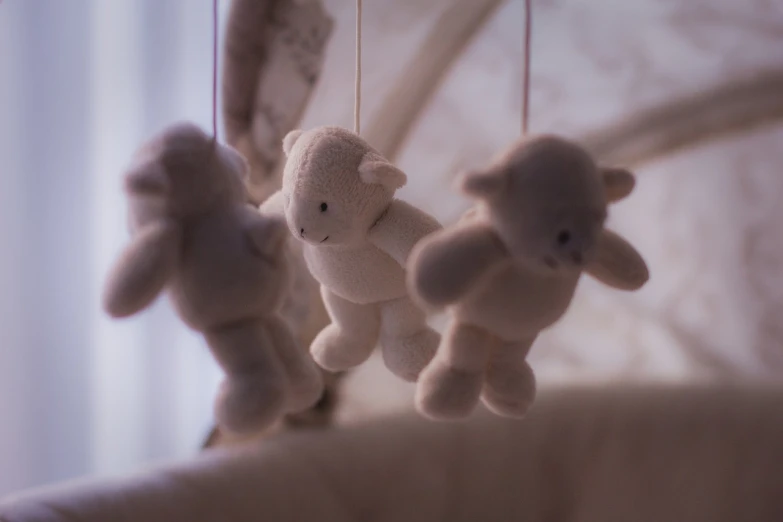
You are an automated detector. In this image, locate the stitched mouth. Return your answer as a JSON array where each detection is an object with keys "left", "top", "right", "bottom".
[{"left": 320, "top": 236, "right": 329, "bottom": 243}]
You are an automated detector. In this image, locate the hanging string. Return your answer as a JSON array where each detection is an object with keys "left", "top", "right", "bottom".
[
  {"left": 522, "top": 0, "right": 532, "bottom": 136},
  {"left": 354, "top": 0, "right": 363, "bottom": 135},
  {"left": 212, "top": 0, "right": 219, "bottom": 140}
]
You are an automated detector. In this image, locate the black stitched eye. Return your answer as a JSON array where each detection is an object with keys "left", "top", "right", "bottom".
[
  {"left": 319, "top": 202, "right": 328, "bottom": 212},
  {"left": 557, "top": 230, "right": 571, "bottom": 245}
]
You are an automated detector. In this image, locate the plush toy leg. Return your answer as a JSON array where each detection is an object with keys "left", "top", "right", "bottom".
[
  {"left": 481, "top": 337, "right": 537, "bottom": 418},
  {"left": 415, "top": 321, "right": 496, "bottom": 420},
  {"left": 378, "top": 296, "right": 439, "bottom": 382},
  {"left": 266, "top": 315, "right": 325, "bottom": 413},
  {"left": 205, "top": 319, "right": 288, "bottom": 434},
  {"left": 310, "top": 287, "right": 380, "bottom": 372}
]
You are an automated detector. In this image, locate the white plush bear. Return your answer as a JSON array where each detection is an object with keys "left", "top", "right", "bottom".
[
  {"left": 408, "top": 135, "right": 650, "bottom": 420},
  {"left": 260, "top": 126, "right": 442, "bottom": 381}
]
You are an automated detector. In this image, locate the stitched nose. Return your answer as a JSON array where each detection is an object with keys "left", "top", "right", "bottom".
[{"left": 300, "top": 228, "right": 305, "bottom": 238}]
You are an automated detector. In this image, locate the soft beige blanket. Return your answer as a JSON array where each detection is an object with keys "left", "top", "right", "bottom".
[{"left": 1, "top": 384, "right": 782, "bottom": 522}]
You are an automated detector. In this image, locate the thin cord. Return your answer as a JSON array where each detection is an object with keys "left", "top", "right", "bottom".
[
  {"left": 212, "top": 0, "right": 219, "bottom": 139},
  {"left": 354, "top": 0, "right": 362, "bottom": 135},
  {"left": 522, "top": 0, "right": 532, "bottom": 136}
]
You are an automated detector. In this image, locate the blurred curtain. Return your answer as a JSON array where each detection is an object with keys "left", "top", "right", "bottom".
[{"left": 0, "top": 0, "right": 225, "bottom": 496}]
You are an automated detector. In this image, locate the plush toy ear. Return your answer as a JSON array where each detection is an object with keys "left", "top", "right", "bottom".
[
  {"left": 601, "top": 167, "right": 636, "bottom": 203},
  {"left": 358, "top": 151, "right": 407, "bottom": 190},
  {"left": 457, "top": 168, "right": 505, "bottom": 198},
  {"left": 125, "top": 161, "right": 169, "bottom": 197},
  {"left": 282, "top": 130, "right": 304, "bottom": 157}
]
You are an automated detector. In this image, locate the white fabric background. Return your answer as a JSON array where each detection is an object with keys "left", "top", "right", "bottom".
[{"left": 1, "top": 0, "right": 781, "bottom": 497}]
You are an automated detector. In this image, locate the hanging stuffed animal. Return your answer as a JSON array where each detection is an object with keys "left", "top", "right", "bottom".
[
  {"left": 260, "top": 126, "right": 442, "bottom": 381},
  {"left": 102, "top": 122, "right": 324, "bottom": 434},
  {"left": 407, "top": 135, "right": 649, "bottom": 420}
]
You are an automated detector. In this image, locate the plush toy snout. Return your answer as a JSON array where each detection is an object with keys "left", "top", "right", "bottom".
[
  {"left": 284, "top": 190, "right": 364, "bottom": 246},
  {"left": 545, "top": 222, "right": 601, "bottom": 270},
  {"left": 508, "top": 218, "right": 601, "bottom": 274},
  {"left": 286, "top": 195, "right": 335, "bottom": 245}
]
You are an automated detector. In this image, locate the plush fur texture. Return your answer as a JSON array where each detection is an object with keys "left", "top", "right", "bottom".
[
  {"left": 262, "top": 126, "right": 442, "bottom": 381},
  {"left": 408, "top": 135, "right": 650, "bottom": 420},
  {"left": 102, "top": 122, "right": 323, "bottom": 434}
]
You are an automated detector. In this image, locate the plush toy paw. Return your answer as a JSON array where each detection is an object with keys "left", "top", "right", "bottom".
[
  {"left": 380, "top": 328, "right": 439, "bottom": 382},
  {"left": 481, "top": 361, "right": 536, "bottom": 418},
  {"left": 310, "top": 324, "right": 375, "bottom": 372},
  {"left": 415, "top": 362, "right": 483, "bottom": 420},
  {"left": 214, "top": 373, "right": 288, "bottom": 434}
]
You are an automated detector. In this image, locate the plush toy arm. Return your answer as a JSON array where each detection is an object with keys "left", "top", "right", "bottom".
[
  {"left": 368, "top": 199, "right": 442, "bottom": 267},
  {"left": 258, "top": 190, "right": 286, "bottom": 217},
  {"left": 586, "top": 229, "right": 649, "bottom": 291},
  {"left": 243, "top": 210, "right": 290, "bottom": 263},
  {"left": 407, "top": 223, "right": 506, "bottom": 309},
  {"left": 103, "top": 221, "right": 181, "bottom": 318}
]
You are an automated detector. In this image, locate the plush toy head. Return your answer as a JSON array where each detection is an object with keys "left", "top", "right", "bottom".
[
  {"left": 458, "top": 135, "right": 611, "bottom": 275},
  {"left": 280, "top": 126, "right": 407, "bottom": 246},
  {"left": 126, "top": 122, "right": 248, "bottom": 220}
]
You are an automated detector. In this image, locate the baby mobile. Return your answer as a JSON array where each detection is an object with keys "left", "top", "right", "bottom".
[
  {"left": 103, "top": 0, "right": 650, "bottom": 434},
  {"left": 407, "top": 0, "right": 650, "bottom": 420},
  {"left": 102, "top": 0, "right": 324, "bottom": 435}
]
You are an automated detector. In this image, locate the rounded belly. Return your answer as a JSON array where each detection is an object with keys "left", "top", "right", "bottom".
[
  {"left": 454, "top": 266, "right": 578, "bottom": 341},
  {"left": 304, "top": 243, "right": 407, "bottom": 304}
]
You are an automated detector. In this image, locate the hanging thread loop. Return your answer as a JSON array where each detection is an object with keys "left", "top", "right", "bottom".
[
  {"left": 522, "top": 0, "right": 532, "bottom": 136},
  {"left": 212, "top": 0, "right": 219, "bottom": 140},
  {"left": 354, "top": 0, "right": 363, "bottom": 135}
]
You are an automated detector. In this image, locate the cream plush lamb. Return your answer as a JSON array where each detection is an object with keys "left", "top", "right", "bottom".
[
  {"left": 103, "top": 122, "right": 324, "bottom": 434},
  {"left": 408, "top": 135, "right": 649, "bottom": 420},
  {"left": 260, "top": 126, "right": 442, "bottom": 381}
]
